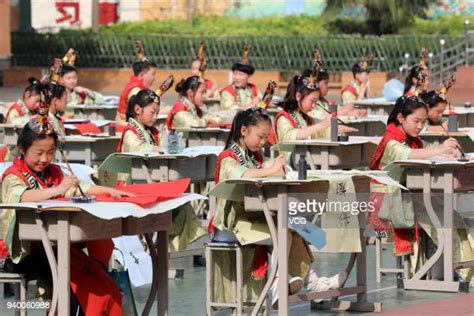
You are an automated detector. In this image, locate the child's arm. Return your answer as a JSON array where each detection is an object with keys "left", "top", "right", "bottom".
[
  {"left": 296, "top": 119, "right": 331, "bottom": 140},
  {"left": 21, "top": 175, "right": 79, "bottom": 202},
  {"left": 242, "top": 154, "right": 287, "bottom": 178},
  {"left": 86, "top": 185, "right": 135, "bottom": 197},
  {"left": 408, "top": 138, "right": 460, "bottom": 159}
]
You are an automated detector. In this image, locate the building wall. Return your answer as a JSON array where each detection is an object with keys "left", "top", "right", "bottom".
[{"left": 0, "top": 0, "right": 11, "bottom": 60}]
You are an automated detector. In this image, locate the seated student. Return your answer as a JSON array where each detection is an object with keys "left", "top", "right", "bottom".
[
  {"left": 220, "top": 45, "right": 260, "bottom": 111},
  {"left": 273, "top": 72, "right": 356, "bottom": 144},
  {"left": 308, "top": 70, "right": 331, "bottom": 121},
  {"left": 117, "top": 88, "right": 205, "bottom": 252},
  {"left": 404, "top": 48, "right": 430, "bottom": 97},
  {"left": 369, "top": 96, "right": 474, "bottom": 280},
  {"left": 44, "top": 67, "right": 68, "bottom": 137},
  {"left": 117, "top": 89, "right": 161, "bottom": 153},
  {"left": 2, "top": 118, "right": 133, "bottom": 315},
  {"left": 340, "top": 55, "right": 373, "bottom": 117},
  {"left": 4, "top": 78, "right": 42, "bottom": 125},
  {"left": 165, "top": 76, "right": 222, "bottom": 130},
  {"left": 420, "top": 90, "right": 448, "bottom": 132},
  {"left": 210, "top": 108, "right": 346, "bottom": 308},
  {"left": 190, "top": 42, "right": 218, "bottom": 99},
  {"left": 117, "top": 42, "right": 157, "bottom": 123},
  {"left": 60, "top": 64, "right": 104, "bottom": 118},
  {"left": 4, "top": 78, "right": 43, "bottom": 161}
]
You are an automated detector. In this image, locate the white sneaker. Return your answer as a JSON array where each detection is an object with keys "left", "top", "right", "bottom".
[
  {"left": 307, "top": 271, "right": 347, "bottom": 303},
  {"left": 327, "top": 271, "right": 347, "bottom": 289},
  {"left": 271, "top": 276, "right": 304, "bottom": 309}
]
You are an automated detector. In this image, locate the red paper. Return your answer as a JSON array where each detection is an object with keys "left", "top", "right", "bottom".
[
  {"left": 115, "top": 178, "right": 190, "bottom": 198},
  {"left": 110, "top": 122, "right": 127, "bottom": 133},
  {"left": 0, "top": 146, "right": 7, "bottom": 162},
  {"left": 55, "top": 178, "right": 191, "bottom": 207},
  {"left": 73, "top": 123, "right": 101, "bottom": 134}
]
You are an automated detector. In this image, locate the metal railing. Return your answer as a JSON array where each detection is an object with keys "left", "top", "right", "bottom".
[{"left": 11, "top": 32, "right": 465, "bottom": 72}]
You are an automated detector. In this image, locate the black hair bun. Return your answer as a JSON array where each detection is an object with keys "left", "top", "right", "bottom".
[
  {"left": 28, "top": 77, "right": 41, "bottom": 86},
  {"left": 174, "top": 78, "right": 186, "bottom": 93}
]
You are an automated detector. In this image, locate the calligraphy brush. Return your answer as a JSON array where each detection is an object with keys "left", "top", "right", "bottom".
[{"left": 439, "top": 123, "right": 468, "bottom": 161}]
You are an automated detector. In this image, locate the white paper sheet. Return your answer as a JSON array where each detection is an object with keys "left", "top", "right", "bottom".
[
  {"left": 64, "top": 120, "right": 111, "bottom": 130},
  {"left": 0, "top": 193, "right": 206, "bottom": 219}
]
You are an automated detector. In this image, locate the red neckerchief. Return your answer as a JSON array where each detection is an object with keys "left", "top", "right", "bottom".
[
  {"left": 2, "top": 158, "right": 64, "bottom": 190},
  {"left": 268, "top": 110, "right": 314, "bottom": 145},
  {"left": 165, "top": 99, "right": 203, "bottom": 130},
  {"left": 117, "top": 119, "right": 160, "bottom": 152},
  {"left": 4, "top": 103, "right": 25, "bottom": 123},
  {"left": 214, "top": 142, "right": 263, "bottom": 184},
  {"left": 220, "top": 83, "right": 259, "bottom": 100},
  {"left": 370, "top": 123, "right": 423, "bottom": 170}
]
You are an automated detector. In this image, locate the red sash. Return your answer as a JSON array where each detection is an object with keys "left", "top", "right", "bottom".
[
  {"left": 205, "top": 79, "right": 216, "bottom": 91},
  {"left": 2, "top": 158, "right": 64, "bottom": 190},
  {"left": 165, "top": 100, "right": 203, "bottom": 130},
  {"left": 220, "top": 83, "right": 258, "bottom": 100},
  {"left": 118, "top": 76, "right": 146, "bottom": 115},
  {"left": 213, "top": 147, "right": 263, "bottom": 184},
  {"left": 369, "top": 123, "right": 423, "bottom": 255},
  {"left": 268, "top": 110, "right": 314, "bottom": 145},
  {"left": 341, "top": 84, "right": 359, "bottom": 99},
  {"left": 117, "top": 122, "right": 160, "bottom": 152},
  {"left": 4, "top": 103, "right": 25, "bottom": 123},
  {"left": 370, "top": 123, "right": 423, "bottom": 170}
]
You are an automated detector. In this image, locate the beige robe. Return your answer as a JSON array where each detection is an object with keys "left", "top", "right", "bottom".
[{"left": 211, "top": 142, "right": 312, "bottom": 304}]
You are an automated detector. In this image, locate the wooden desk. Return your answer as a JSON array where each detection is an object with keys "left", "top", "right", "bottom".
[
  {"left": 280, "top": 138, "right": 376, "bottom": 170},
  {"left": 211, "top": 174, "right": 383, "bottom": 315},
  {"left": 69, "top": 105, "right": 117, "bottom": 121},
  {"left": 395, "top": 159, "right": 474, "bottom": 292},
  {"left": 59, "top": 135, "right": 120, "bottom": 166},
  {"left": 353, "top": 100, "right": 395, "bottom": 116},
  {"left": 0, "top": 125, "right": 119, "bottom": 166},
  {"left": 420, "top": 130, "right": 474, "bottom": 152},
  {"left": 176, "top": 128, "right": 230, "bottom": 147},
  {"left": 0, "top": 201, "right": 175, "bottom": 316},
  {"left": 100, "top": 147, "right": 222, "bottom": 216},
  {"left": 342, "top": 116, "right": 387, "bottom": 137},
  {"left": 443, "top": 107, "right": 474, "bottom": 128}
]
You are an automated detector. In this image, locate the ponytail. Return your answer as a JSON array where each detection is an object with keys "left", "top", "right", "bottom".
[
  {"left": 23, "top": 77, "right": 43, "bottom": 97},
  {"left": 174, "top": 75, "right": 204, "bottom": 97},
  {"left": 404, "top": 66, "right": 420, "bottom": 94}
]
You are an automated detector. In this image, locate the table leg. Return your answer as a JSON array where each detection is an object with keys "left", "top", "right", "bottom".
[
  {"left": 85, "top": 144, "right": 92, "bottom": 166},
  {"left": 251, "top": 187, "right": 279, "bottom": 315},
  {"left": 320, "top": 147, "right": 329, "bottom": 170},
  {"left": 156, "top": 231, "right": 169, "bottom": 316},
  {"left": 305, "top": 146, "right": 317, "bottom": 170},
  {"left": 277, "top": 186, "right": 289, "bottom": 315},
  {"left": 142, "top": 233, "right": 159, "bottom": 316},
  {"left": 57, "top": 212, "right": 70, "bottom": 315},
  {"left": 443, "top": 171, "right": 454, "bottom": 282},
  {"left": 34, "top": 212, "right": 58, "bottom": 316}
]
